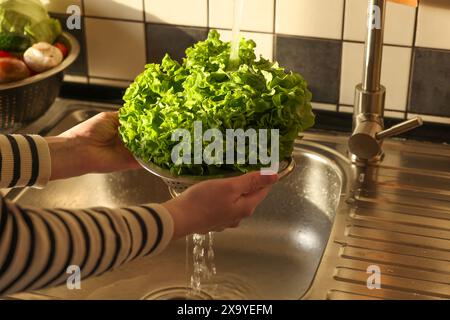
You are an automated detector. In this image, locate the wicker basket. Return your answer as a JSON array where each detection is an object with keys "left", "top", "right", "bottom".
[
  {"left": 0, "top": 32, "right": 80, "bottom": 132},
  {"left": 137, "top": 157, "right": 296, "bottom": 197}
]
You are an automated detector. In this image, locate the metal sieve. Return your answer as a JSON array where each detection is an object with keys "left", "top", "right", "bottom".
[{"left": 136, "top": 157, "right": 296, "bottom": 197}]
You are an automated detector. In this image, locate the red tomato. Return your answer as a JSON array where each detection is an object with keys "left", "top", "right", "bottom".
[
  {"left": 54, "top": 43, "right": 68, "bottom": 58},
  {"left": 0, "top": 50, "right": 12, "bottom": 58}
]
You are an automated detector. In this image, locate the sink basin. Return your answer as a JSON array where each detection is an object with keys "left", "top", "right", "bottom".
[{"left": 6, "top": 103, "right": 346, "bottom": 300}]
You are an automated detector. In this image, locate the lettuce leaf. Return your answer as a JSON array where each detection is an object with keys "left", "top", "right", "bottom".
[
  {"left": 119, "top": 30, "right": 315, "bottom": 176},
  {"left": 0, "top": 0, "right": 61, "bottom": 47}
]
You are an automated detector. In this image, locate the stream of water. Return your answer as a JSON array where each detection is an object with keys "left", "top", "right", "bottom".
[
  {"left": 187, "top": 232, "right": 217, "bottom": 297},
  {"left": 186, "top": 0, "right": 245, "bottom": 297},
  {"left": 229, "top": 0, "right": 244, "bottom": 64}
]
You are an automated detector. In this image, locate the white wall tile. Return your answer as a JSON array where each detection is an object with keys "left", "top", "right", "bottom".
[
  {"left": 342, "top": 0, "right": 366, "bottom": 42},
  {"left": 64, "top": 75, "right": 88, "bottom": 84},
  {"left": 344, "top": 0, "right": 416, "bottom": 46},
  {"left": 340, "top": 42, "right": 411, "bottom": 111},
  {"left": 209, "top": 0, "right": 274, "bottom": 33},
  {"left": 311, "top": 103, "right": 337, "bottom": 112},
  {"left": 276, "top": 0, "right": 344, "bottom": 40},
  {"left": 84, "top": 0, "right": 144, "bottom": 21},
  {"left": 408, "top": 113, "right": 450, "bottom": 125},
  {"left": 339, "top": 105, "right": 354, "bottom": 114},
  {"left": 85, "top": 18, "right": 146, "bottom": 80},
  {"left": 384, "top": 2, "right": 416, "bottom": 46},
  {"left": 416, "top": 2, "right": 450, "bottom": 50},
  {"left": 340, "top": 42, "right": 364, "bottom": 105},
  {"left": 145, "top": 0, "right": 207, "bottom": 27},
  {"left": 217, "top": 29, "right": 273, "bottom": 61},
  {"left": 41, "top": 0, "right": 82, "bottom": 14},
  {"left": 380, "top": 46, "right": 412, "bottom": 111},
  {"left": 384, "top": 110, "right": 405, "bottom": 119}
]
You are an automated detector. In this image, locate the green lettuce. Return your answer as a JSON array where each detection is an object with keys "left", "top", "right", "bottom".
[
  {"left": 119, "top": 30, "right": 314, "bottom": 176},
  {"left": 0, "top": 0, "right": 62, "bottom": 49}
]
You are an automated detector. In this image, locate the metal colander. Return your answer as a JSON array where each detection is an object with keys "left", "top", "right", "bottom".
[
  {"left": 0, "top": 32, "right": 80, "bottom": 132},
  {"left": 137, "top": 157, "right": 296, "bottom": 197}
]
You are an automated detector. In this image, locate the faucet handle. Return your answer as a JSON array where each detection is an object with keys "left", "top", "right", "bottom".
[
  {"left": 349, "top": 116, "right": 423, "bottom": 160},
  {"left": 376, "top": 117, "right": 423, "bottom": 140}
]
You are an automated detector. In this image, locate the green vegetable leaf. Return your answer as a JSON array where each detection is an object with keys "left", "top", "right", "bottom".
[
  {"left": 0, "top": 0, "right": 62, "bottom": 48},
  {"left": 119, "top": 30, "right": 315, "bottom": 176}
]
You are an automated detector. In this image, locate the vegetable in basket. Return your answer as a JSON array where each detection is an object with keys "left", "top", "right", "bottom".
[
  {"left": 0, "top": 0, "right": 64, "bottom": 83},
  {"left": 119, "top": 30, "right": 315, "bottom": 176},
  {"left": 0, "top": 0, "right": 61, "bottom": 50}
]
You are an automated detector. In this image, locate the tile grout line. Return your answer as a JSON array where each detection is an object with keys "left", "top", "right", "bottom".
[
  {"left": 146, "top": 21, "right": 209, "bottom": 32},
  {"left": 89, "top": 75, "right": 133, "bottom": 82},
  {"left": 272, "top": 0, "right": 277, "bottom": 62},
  {"left": 343, "top": 38, "right": 413, "bottom": 50},
  {"left": 80, "top": 0, "right": 91, "bottom": 84},
  {"left": 337, "top": 0, "right": 346, "bottom": 113},
  {"left": 207, "top": 0, "right": 210, "bottom": 30},
  {"left": 143, "top": 0, "right": 150, "bottom": 64},
  {"left": 405, "top": 4, "right": 420, "bottom": 121}
]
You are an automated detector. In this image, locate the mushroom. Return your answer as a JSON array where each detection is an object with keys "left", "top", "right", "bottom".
[{"left": 23, "top": 42, "right": 63, "bottom": 73}]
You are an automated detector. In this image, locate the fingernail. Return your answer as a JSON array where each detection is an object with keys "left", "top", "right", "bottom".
[{"left": 260, "top": 173, "right": 278, "bottom": 185}]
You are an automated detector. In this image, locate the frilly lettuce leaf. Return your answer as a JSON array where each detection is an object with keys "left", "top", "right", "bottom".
[{"left": 119, "top": 30, "right": 315, "bottom": 176}]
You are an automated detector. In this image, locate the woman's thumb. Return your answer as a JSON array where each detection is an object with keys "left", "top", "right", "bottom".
[{"left": 234, "top": 171, "right": 278, "bottom": 195}]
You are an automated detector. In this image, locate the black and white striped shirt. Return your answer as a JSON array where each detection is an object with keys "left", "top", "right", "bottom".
[{"left": 0, "top": 135, "right": 174, "bottom": 296}]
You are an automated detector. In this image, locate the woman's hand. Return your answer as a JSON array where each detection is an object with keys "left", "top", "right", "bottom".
[
  {"left": 46, "top": 111, "right": 139, "bottom": 180},
  {"left": 45, "top": 111, "right": 279, "bottom": 238},
  {"left": 163, "top": 171, "right": 278, "bottom": 239}
]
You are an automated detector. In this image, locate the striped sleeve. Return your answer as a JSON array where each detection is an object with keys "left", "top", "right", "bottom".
[
  {"left": 0, "top": 135, "right": 174, "bottom": 296},
  {"left": 0, "top": 134, "right": 51, "bottom": 189}
]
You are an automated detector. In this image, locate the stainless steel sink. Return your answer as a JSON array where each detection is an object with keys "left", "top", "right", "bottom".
[
  {"left": 6, "top": 99, "right": 450, "bottom": 300},
  {"left": 6, "top": 100, "right": 347, "bottom": 300}
]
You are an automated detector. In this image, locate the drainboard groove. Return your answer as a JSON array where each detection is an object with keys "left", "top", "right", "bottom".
[
  {"left": 333, "top": 270, "right": 450, "bottom": 300},
  {"left": 347, "top": 224, "right": 450, "bottom": 245},
  {"left": 339, "top": 247, "right": 450, "bottom": 275},
  {"left": 345, "top": 233, "right": 450, "bottom": 254},
  {"left": 329, "top": 283, "right": 443, "bottom": 300},
  {"left": 335, "top": 265, "right": 450, "bottom": 286},
  {"left": 340, "top": 241, "right": 450, "bottom": 263}
]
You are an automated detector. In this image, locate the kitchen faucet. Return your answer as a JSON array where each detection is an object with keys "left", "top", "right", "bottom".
[{"left": 348, "top": 0, "right": 423, "bottom": 162}]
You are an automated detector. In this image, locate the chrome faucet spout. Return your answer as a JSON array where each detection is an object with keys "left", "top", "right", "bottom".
[
  {"left": 348, "top": 0, "right": 422, "bottom": 162},
  {"left": 362, "top": 0, "right": 385, "bottom": 92}
]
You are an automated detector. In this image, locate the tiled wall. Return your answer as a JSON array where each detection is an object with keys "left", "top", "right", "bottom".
[{"left": 44, "top": 0, "right": 450, "bottom": 125}]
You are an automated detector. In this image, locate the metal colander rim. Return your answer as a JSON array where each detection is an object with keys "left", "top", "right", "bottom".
[{"left": 136, "top": 156, "right": 296, "bottom": 186}]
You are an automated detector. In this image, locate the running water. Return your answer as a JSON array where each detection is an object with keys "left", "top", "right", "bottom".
[
  {"left": 188, "top": 232, "right": 217, "bottom": 296},
  {"left": 188, "top": 0, "right": 245, "bottom": 297},
  {"left": 228, "top": 0, "right": 245, "bottom": 70}
]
